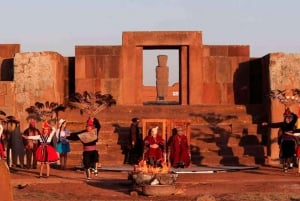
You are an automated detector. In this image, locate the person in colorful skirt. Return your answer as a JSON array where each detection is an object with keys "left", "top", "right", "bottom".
[
  {"left": 23, "top": 121, "right": 58, "bottom": 178},
  {"left": 55, "top": 119, "right": 71, "bottom": 170}
]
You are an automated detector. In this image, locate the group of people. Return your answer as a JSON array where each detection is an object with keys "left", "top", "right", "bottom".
[
  {"left": 0, "top": 113, "right": 103, "bottom": 181},
  {"left": 0, "top": 116, "right": 72, "bottom": 177},
  {"left": 125, "top": 117, "right": 191, "bottom": 168}
]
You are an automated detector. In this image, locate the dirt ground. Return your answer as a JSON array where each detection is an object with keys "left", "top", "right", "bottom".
[{"left": 9, "top": 164, "right": 300, "bottom": 201}]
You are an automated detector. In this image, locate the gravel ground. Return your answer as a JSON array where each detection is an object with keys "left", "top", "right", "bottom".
[{"left": 10, "top": 164, "right": 300, "bottom": 201}]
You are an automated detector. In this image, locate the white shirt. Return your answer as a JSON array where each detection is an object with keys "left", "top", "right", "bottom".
[{"left": 27, "top": 127, "right": 56, "bottom": 143}]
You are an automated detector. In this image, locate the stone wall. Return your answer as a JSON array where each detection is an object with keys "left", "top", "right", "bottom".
[
  {"left": 0, "top": 44, "right": 20, "bottom": 126},
  {"left": 0, "top": 44, "right": 20, "bottom": 58},
  {"left": 13, "top": 51, "right": 66, "bottom": 128},
  {"left": 0, "top": 44, "right": 20, "bottom": 81},
  {"left": 0, "top": 82, "right": 16, "bottom": 116},
  {"left": 74, "top": 32, "right": 250, "bottom": 105},
  {"left": 75, "top": 46, "right": 122, "bottom": 103},
  {"left": 202, "top": 45, "right": 250, "bottom": 104}
]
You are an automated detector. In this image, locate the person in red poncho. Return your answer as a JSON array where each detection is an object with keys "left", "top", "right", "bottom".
[
  {"left": 143, "top": 126, "right": 165, "bottom": 167},
  {"left": 23, "top": 121, "right": 58, "bottom": 178},
  {"left": 168, "top": 127, "right": 190, "bottom": 168}
]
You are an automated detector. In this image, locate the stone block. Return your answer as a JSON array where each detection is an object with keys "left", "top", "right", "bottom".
[
  {"left": 216, "top": 57, "right": 232, "bottom": 83},
  {"left": 122, "top": 31, "right": 202, "bottom": 46},
  {"left": 84, "top": 56, "right": 96, "bottom": 78},
  {"left": 0, "top": 160, "right": 13, "bottom": 201},
  {"left": 102, "top": 56, "right": 120, "bottom": 78},
  {"left": 228, "top": 45, "right": 250, "bottom": 57},
  {"left": 0, "top": 44, "right": 20, "bottom": 58},
  {"left": 75, "top": 46, "right": 96, "bottom": 56},
  {"left": 208, "top": 46, "right": 228, "bottom": 56},
  {"left": 203, "top": 57, "right": 216, "bottom": 83},
  {"left": 75, "top": 56, "right": 86, "bottom": 79},
  {"left": 225, "top": 83, "right": 235, "bottom": 104},
  {"left": 101, "top": 79, "right": 120, "bottom": 100},
  {"left": 95, "top": 46, "right": 121, "bottom": 55},
  {"left": 202, "top": 83, "right": 221, "bottom": 104},
  {"left": 202, "top": 46, "right": 210, "bottom": 57},
  {"left": 76, "top": 78, "right": 95, "bottom": 93}
]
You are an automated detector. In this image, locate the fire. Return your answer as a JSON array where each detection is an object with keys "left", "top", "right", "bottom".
[{"left": 133, "top": 160, "right": 171, "bottom": 174}]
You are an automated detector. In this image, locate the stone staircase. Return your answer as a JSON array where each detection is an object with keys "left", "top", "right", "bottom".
[{"left": 62, "top": 104, "right": 267, "bottom": 168}]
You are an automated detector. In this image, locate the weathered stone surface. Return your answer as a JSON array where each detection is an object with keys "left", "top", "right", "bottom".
[
  {"left": 13, "top": 51, "right": 66, "bottom": 128},
  {"left": 269, "top": 53, "right": 300, "bottom": 90},
  {"left": 0, "top": 160, "right": 13, "bottom": 201},
  {"left": 156, "top": 55, "right": 169, "bottom": 100}
]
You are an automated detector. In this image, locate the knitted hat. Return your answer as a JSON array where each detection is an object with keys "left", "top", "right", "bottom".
[
  {"left": 283, "top": 108, "right": 292, "bottom": 117},
  {"left": 86, "top": 117, "right": 94, "bottom": 127},
  {"left": 42, "top": 121, "right": 51, "bottom": 129},
  {"left": 29, "top": 119, "right": 36, "bottom": 127}
]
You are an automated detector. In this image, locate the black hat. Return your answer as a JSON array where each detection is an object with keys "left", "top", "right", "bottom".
[
  {"left": 0, "top": 110, "right": 6, "bottom": 121},
  {"left": 131, "top": 117, "right": 139, "bottom": 123},
  {"left": 6, "top": 116, "right": 20, "bottom": 124}
]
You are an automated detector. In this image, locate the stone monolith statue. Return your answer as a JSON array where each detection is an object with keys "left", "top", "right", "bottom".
[{"left": 156, "top": 55, "right": 169, "bottom": 101}]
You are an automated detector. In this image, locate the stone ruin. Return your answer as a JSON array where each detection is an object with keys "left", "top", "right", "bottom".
[{"left": 1, "top": 31, "right": 300, "bottom": 161}]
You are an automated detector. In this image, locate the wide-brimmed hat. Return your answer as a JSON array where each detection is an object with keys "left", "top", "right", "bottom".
[
  {"left": 0, "top": 110, "right": 6, "bottom": 121},
  {"left": 58, "top": 119, "right": 66, "bottom": 128},
  {"left": 26, "top": 113, "right": 42, "bottom": 122},
  {"left": 6, "top": 115, "right": 20, "bottom": 124}
]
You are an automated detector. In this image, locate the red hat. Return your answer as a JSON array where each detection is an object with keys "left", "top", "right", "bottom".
[
  {"left": 42, "top": 121, "right": 51, "bottom": 129},
  {"left": 29, "top": 119, "right": 36, "bottom": 127},
  {"left": 86, "top": 117, "right": 94, "bottom": 128},
  {"left": 284, "top": 108, "right": 292, "bottom": 117}
]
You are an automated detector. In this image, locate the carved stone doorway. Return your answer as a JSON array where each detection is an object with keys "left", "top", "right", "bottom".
[
  {"left": 142, "top": 48, "right": 180, "bottom": 105},
  {"left": 122, "top": 31, "right": 202, "bottom": 105}
]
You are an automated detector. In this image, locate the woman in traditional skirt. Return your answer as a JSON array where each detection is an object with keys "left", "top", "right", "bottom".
[
  {"left": 56, "top": 119, "right": 71, "bottom": 170},
  {"left": 23, "top": 121, "right": 58, "bottom": 178}
]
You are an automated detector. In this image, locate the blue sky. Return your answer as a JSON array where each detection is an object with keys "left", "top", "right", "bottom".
[{"left": 1, "top": 0, "right": 300, "bottom": 85}]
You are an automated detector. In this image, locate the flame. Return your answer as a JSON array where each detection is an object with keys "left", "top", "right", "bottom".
[{"left": 133, "top": 160, "right": 171, "bottom": 174}]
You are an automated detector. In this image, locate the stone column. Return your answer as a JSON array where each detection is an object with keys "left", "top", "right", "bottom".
[
  {"left": 156, "top": 55, "right": 169, "bottom": 101},
  {"left": 0, "top": 160, "right": 13, "bottom": 201}
]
